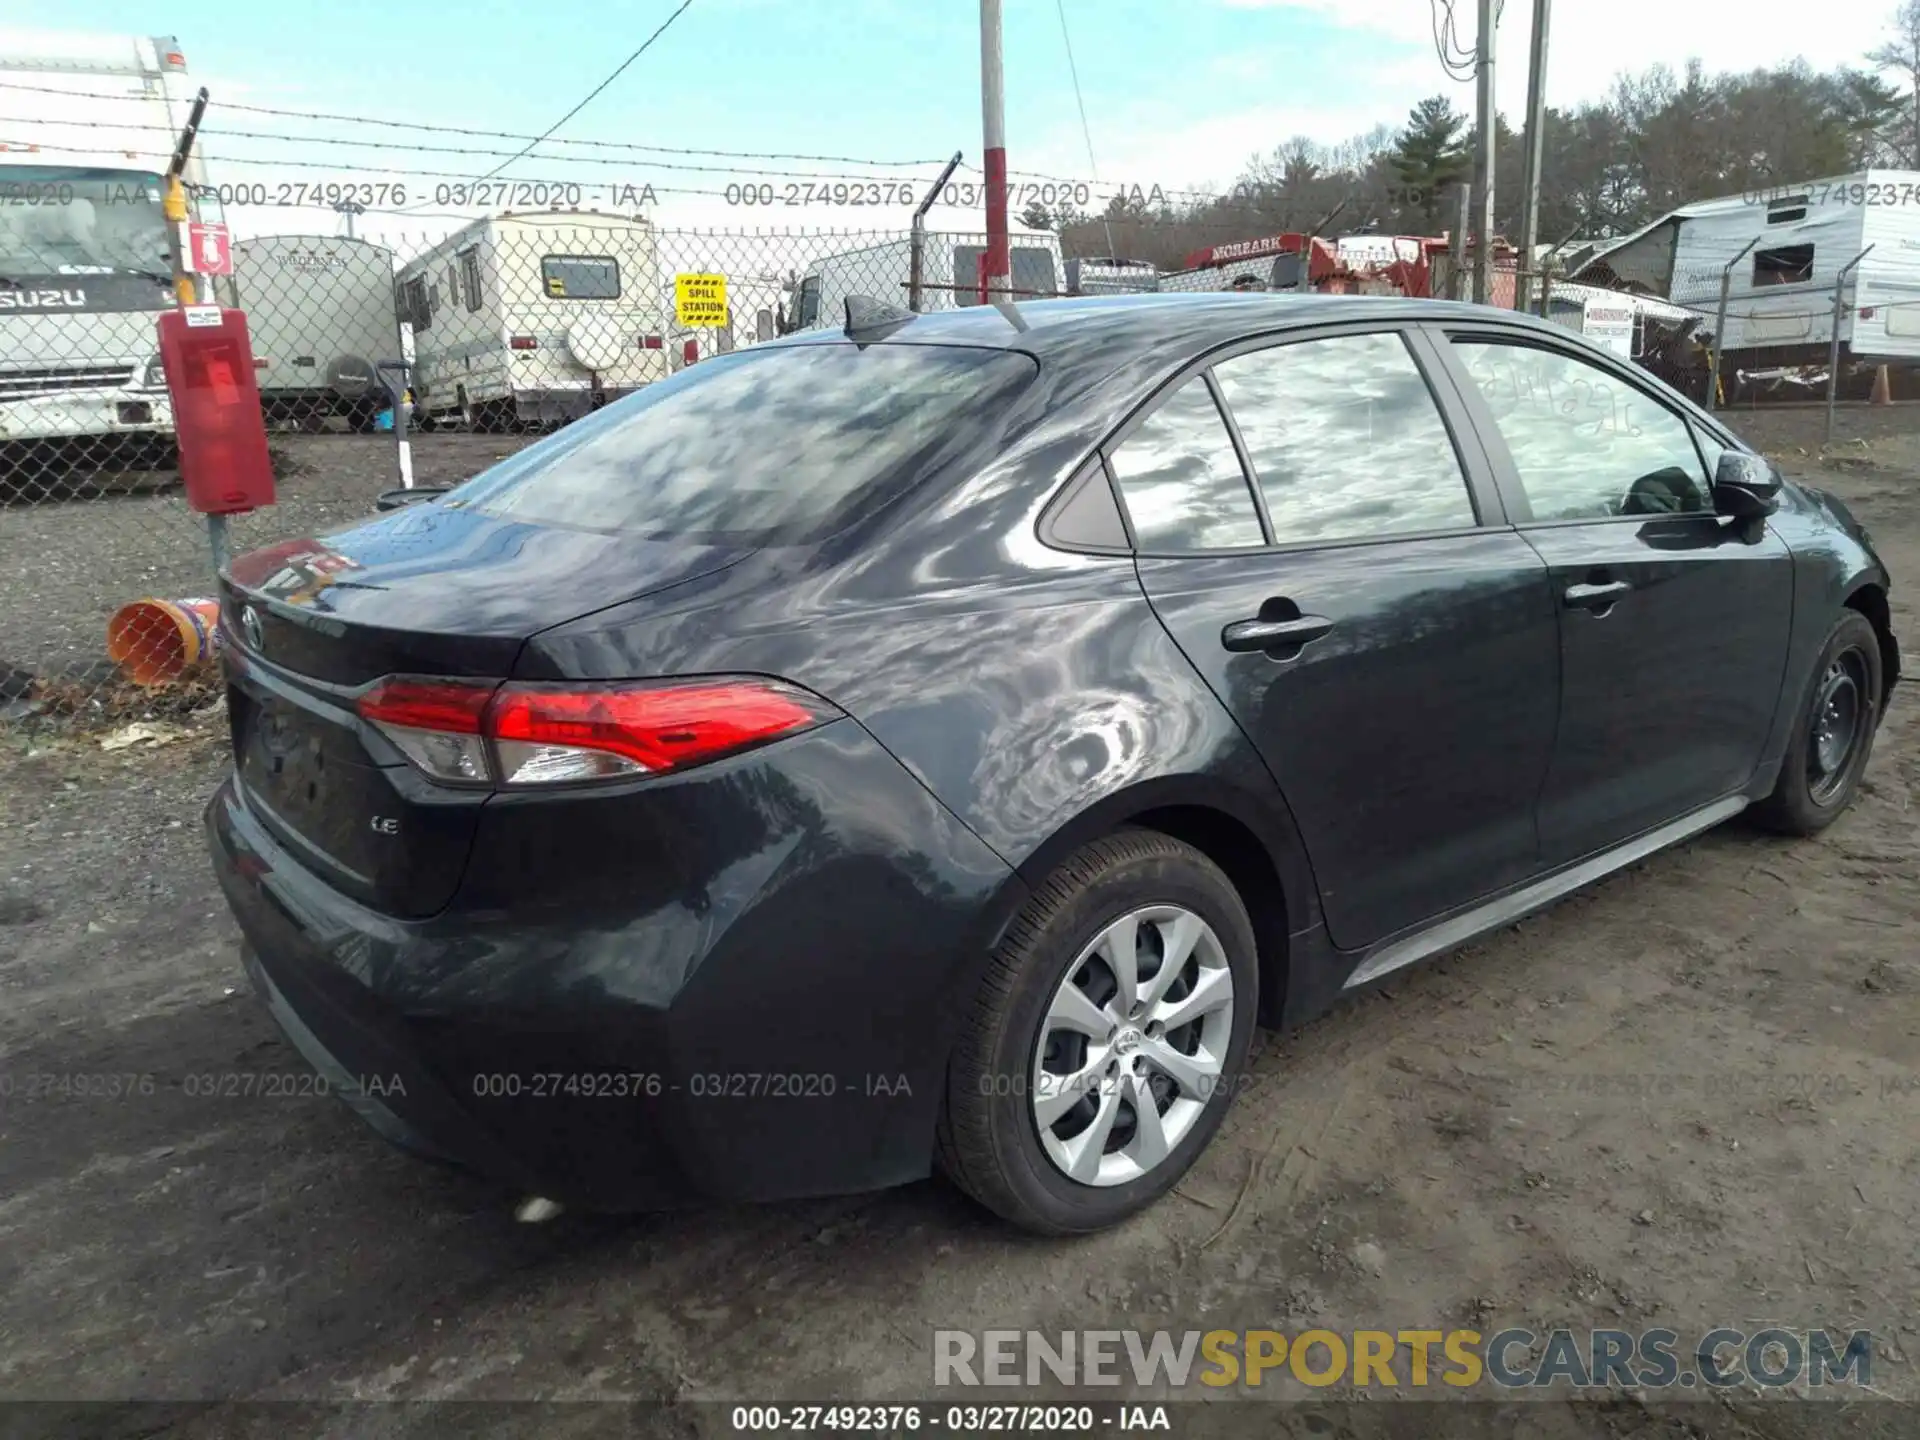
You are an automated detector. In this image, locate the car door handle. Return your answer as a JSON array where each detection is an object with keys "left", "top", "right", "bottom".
[
  {"left": 1564, "top": 580, "right": 1631, "bottom": 611},
  {"left": 1221, "top": 615, "right": 1334, "bottom": 652}
]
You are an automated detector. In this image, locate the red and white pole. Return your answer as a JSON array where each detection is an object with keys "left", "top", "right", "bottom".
[{"left": 979, "top": 0, "right": 1010, "bottom": 304}]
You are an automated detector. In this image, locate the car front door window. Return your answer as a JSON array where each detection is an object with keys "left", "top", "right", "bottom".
[{"left": 1452, "top": 340, "right": 1712, "bottom": 521}]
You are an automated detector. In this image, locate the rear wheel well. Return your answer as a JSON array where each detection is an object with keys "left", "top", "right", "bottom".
[
  {"left": 1126, "top": 805, "right": 1289, "bottom": 1027},
  {"left": 1845, "top": 584, "right": 1898, "bottom": 706}
]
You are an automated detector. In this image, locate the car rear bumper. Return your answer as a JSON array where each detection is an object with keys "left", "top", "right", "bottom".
[{"left": 203, "top": 719, "right": 1017, "bottom": 1211}]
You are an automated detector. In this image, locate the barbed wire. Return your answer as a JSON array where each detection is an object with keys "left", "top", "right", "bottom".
[
  {"left": 0, "top": 137, "right": 936, "bottom": 203},
  {"left": 0, "top": 114, "right": 977, "bottom": 185},
  {"left": 0, "top": 78, "right": 941, "bottom": 167}
]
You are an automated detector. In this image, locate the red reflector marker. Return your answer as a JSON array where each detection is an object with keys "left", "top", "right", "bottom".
[
  {"left": 509, "top": 335, "right": 538, "bottom": 350},
  {"left": 642, "top": 335, "right": 664, "bottom": 350}
]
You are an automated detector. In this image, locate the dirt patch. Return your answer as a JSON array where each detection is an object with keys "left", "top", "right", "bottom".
[{"left": 0, "top": 410, "right": 1915, "bottom": 1432}]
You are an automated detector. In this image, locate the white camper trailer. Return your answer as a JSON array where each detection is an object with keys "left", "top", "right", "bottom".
[
  {"left": 0, "top": 31, "right": 219, "bottom": 452},
  {"left": 233, "top": 235, "right": 401, "bottom": 430},
  {"left": 396, "top": 211, "right": 671, "bottom": 431},
  {"left": 789, "top": 228, "right": 1065, "bottom": 329},
  {"left": 1569, "top": 171, "right": 1920, "bottom": 362}
]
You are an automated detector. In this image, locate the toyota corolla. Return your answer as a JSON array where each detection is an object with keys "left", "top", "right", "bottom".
[{"left": 205, "top": 292, "right": 1898, "bottom": 1234}]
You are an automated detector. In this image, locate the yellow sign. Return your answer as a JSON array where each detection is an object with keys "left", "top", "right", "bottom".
[{"left": 675, "top": 272, "right": 729, "bottom": 327}]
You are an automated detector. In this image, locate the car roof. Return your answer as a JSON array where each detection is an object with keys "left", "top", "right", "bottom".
[{"left": 778, "top": 291, "right": 1592, "bottom": 373}]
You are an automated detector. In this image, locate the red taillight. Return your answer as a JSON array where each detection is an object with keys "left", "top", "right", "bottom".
[
  {"left": 357, "top": 677, "right": 498, "bottom": 783},
  {"left": 360, "top": 677, "right": 496, "bottom": 734},
  {"left": 642, "top": 334, "right": 663, "bottom": 350},
  {"left": 509, "top": 335, "right": 538, "bottom": 350},
  {"left": 355, "top": 676, "right": 837, "bottom": 787}
]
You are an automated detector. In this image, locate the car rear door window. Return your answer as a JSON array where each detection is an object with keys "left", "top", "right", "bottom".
[
  {"left": 1106, "top": 376, "right": 1265, "bottom": 552},
  {"left": 1452, "top": 339, "right": 1713, "bottom": 520},
  {"left": 1211, "top": 332, "right": 1476, "bottom": 545},
  {"left": 447, "top": 342, "right": 1037, "bottom": 544}
]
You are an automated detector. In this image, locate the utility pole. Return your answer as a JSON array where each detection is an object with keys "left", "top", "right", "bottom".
[
  {"left": 1516, "top": 0, "right": 1550, "bottom": 312},
  {"left": 979, "top": 0, "right": 1010, "bottom": 304},
  {"left": 1471, "top": 0, "right": 1496, "bottom": 305},
  {"left": 1450, "top": 183, "right": 1470, "bottom": 301}
]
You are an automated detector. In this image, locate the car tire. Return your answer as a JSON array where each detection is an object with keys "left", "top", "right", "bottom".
[
  {"left": 936, "top": 830, "right": 1259, "bottom": 1235},
  {"left": 1751, "top": 609, "right": 1884, "bottom": 836}
]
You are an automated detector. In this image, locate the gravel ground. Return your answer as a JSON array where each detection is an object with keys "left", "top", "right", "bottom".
[{"left": 0, "top": 411, "right": 1916, "bottom": 1437}]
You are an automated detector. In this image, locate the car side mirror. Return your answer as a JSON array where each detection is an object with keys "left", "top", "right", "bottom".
[{"left": 1711, "top": 451, "right": 1781, "bottom": 519}]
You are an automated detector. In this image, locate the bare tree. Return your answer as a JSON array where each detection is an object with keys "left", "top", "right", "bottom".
[{"left": 1867, "top": 0, "right": 1920, "bottom": 163}]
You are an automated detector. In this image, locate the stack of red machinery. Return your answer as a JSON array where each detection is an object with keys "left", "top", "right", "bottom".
[{"left": 1177, "top": 233, "right": 1521, "bottom": 303}]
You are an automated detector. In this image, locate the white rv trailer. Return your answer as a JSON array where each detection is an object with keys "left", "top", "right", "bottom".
[
  {"left": 396, "top": 211, "right": 671, "bottom": 430},
  {"left": 233, "top": 234, "right": 401, "bottom": 430},
  {"left": 1569, "top": 170, "right": 1920, "bottom": 362},
  {"left": 0, "top": 31, "right": 219, "bottom": 452},
  {"left": 789, "top": 227, "right": 1066, "bottom": 330}
]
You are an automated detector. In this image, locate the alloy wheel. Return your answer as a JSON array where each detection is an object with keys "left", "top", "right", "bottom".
[{"left": 1030, "top": 905, "right": 1235, "bottom": 1187}]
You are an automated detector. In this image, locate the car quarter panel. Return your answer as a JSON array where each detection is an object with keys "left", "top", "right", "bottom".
[
  {"left": 522, "top": 425, "right": 1330, "bottom": 1050},
  {"left": 519, "top": 334, "right": 1335, "bottom": 896}
]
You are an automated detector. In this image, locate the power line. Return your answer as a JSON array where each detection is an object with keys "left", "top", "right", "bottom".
[
  {"left": 473, "top": 0, "right": 698, "bottom": 184},
  {"left": 0, "top": 77, "right": 938, "bottom": 168},
  {"left": 1053, "top": 0, "right": 1116, "bottom": 256}
]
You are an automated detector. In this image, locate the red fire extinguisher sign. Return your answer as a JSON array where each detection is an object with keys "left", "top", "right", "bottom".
[
  {"left": 182, "top": 221, "right": 233, "bottom": 275},
  {"left": 157, "top": 305, "right": 276, "bottom": 515}
]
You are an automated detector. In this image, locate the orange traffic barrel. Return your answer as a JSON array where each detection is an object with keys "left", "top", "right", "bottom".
[{"left": 106, "top": 597, "right": 223, "bottom": 686}]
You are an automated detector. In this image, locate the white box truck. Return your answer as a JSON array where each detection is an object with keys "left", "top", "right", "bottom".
[
  {"left": 0, "top": 31, "right": 219, "bottom": 459},
  {"left": 396, "top": 211, "right": 671, "bottom": 431},
  {"left": 233, "top": 234, "right": 401, "bottom": 431},
  {"left": 789, "top": 227, "right": 1065, "bottom": 330}
]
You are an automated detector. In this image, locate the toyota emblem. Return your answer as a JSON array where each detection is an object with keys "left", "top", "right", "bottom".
[{"left": 241, "top": 605, "right": 264, "bottom": 651}]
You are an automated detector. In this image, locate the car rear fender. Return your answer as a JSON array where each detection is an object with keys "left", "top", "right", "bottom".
[{"left": 990, "top": 772, "right": 1323, "bottom": 1030}]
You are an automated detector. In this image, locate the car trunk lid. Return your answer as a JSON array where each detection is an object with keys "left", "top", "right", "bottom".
[{"left": 218, "top": 506, "right": 750, "bottom": 917}]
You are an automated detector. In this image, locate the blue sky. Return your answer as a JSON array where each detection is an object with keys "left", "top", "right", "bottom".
[{"left": 5, "top": 0, "right": 1901, "bottom": 245}]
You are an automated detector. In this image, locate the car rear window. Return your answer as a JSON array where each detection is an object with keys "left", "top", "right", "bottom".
[{"left": 444, "top": 342, "right": 1038, "bottom": 544}]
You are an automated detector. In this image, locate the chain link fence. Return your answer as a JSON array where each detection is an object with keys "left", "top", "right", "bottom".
[{"left": 0, "top": 215, "right": 1081, "bottom": 726}]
